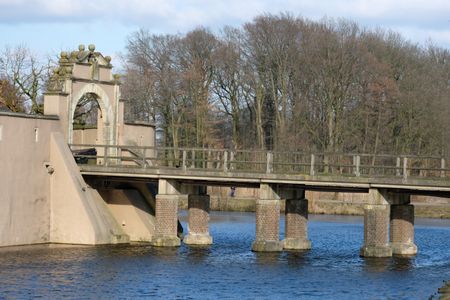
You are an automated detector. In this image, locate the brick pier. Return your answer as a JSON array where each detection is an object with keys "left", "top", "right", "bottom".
[
  {"left": 390, "top": 204, "right": 417, "bottom": 256},
  {"left": 184, "top": 186, "right": 213, "bottom": 245},
  {"left": 283, "top": 196, "right": 311, "bottom": 251},
  {"left": 151, "top": 179, "right": 181, "bottom": 247},
  {"left": 360, "top": 204, "right": 392, "bottom": 257},
  {"left": 252, "top": 184, "right": 283, "bottom": 252}
]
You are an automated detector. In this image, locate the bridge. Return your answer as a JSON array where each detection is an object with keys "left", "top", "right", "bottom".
[
  {"left": 71, "top": 143, "right": 450, "bottom": 257},
  {"left": 5, "top": 45, "right": 449, "bottom": 257}
]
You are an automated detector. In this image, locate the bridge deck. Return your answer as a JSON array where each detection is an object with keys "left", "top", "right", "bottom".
[{"left": 72, "top": 144, "right": 450, "bottom": 196}]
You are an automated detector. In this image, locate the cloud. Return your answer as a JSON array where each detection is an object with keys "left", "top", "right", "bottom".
[
  {"left": 1, "top": 0, "right": 449, "bottom": 30},
  {"left": 0, "top": 0, "right": 449, "bottom": 49}
]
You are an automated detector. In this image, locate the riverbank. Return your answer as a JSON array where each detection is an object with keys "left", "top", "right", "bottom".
[
  {"left": 435, "top": 281, "right": 450, "bottom": 299},
  {"left": 178, "top": 187, "right": 450, "bottom": 219}
]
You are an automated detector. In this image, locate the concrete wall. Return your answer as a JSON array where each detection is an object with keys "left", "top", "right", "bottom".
[
  {"left": 0, "top": 113, "right": 59, "bottom": 246},
  {"left": 72, "top": 128, "right": 97, "bottom": 145},
  {"left": 72, "top": 122, "right": 155, "bottom": 147},
  {"left": 48, "top": 132, "right": 129, "bottom": 244},
  {"left": 100, "top": 188, "right": 155, "bottom": 242},
  {"left": 0, "top": 112, "right": 156, "bottom": 247},
  {"left": 120, "top": 122, "right": 155, "bottom": 146}
]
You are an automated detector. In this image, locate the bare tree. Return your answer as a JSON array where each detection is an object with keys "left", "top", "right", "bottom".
[{"left": 0, "top": 45, "right": 50, "bottom": 114}]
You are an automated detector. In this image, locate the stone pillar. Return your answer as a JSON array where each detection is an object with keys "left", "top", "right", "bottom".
[
  {"left": 252, "top": 184, "right": 283, "bottom": 252},
  {"left": 360, "top": 204, "right": 392, "bottom": 257},
  {"left": 151, "top": 180, "right": 181, "bottom": 247},
  {"left": 184, "top": 186, "right": 212, "bottom": 245},
  {"left": 390, "top": 204, "right": 417, "bottom": 256},
  {"left": 283, "top": 198, "right": 311, "bottom": 250}
]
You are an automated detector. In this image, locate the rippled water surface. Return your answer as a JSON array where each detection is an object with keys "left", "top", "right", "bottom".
[{"left": 0, "top": 212, "right": 449, "bottom": 299}]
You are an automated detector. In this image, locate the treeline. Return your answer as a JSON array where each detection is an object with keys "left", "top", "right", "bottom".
[{"left": 122, "top": 14, "right": 450, "bottom": 156}]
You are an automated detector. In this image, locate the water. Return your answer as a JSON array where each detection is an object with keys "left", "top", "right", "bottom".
[{"left": 0, "top": 213, "right": 449, "bottom": 299}]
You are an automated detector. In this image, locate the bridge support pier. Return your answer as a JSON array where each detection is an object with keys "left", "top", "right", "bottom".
[
  {"left": 360, "top": 203, "right": 392, "bottom": 257},
  {"left": 252, "top": 184, "right": 283, "bottom": 252},
  {"left": 184, "top": 186, "right": 212, "bottom": 246},
  {"left": 151, "top": 180, "right": 181, "bottom": 247},
  {"left": 283, "top": 196, "right": 311, "bottom": 251},
  {"left": 390, "top": 204, "right": 417, "bottom": 256}
]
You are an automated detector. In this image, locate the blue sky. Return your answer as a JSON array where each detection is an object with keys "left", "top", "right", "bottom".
[{"left": 1, "top": 0, "right": 450, "bottom": 69}]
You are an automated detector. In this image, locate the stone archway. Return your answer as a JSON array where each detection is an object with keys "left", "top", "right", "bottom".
[
  {"left": 69, "top": 84, "right": 114, "bottom": 145},
  {"left": 43, "top": 44, "right": 121, "bottom": 147}
]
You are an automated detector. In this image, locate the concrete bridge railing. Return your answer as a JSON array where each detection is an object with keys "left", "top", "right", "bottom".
[{"left": 69, "top": 144, "right": 450, "bottom": 180}]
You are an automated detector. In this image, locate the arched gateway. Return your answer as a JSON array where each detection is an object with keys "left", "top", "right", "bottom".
[{"left": 44, "top": 44, "right": 121, "bottom": 146}]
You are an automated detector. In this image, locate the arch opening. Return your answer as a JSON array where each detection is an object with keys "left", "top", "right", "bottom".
[
  {"left": 73, "top": 92, "right": 102, "bottom": 129},
  {"left": 71, "top": 92, "right": 105, "bottom": 145}
]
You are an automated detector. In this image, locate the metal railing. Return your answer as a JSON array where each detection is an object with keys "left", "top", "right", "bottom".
[{"left": 69, "top": 144, "right": 450, "bottom": 180}]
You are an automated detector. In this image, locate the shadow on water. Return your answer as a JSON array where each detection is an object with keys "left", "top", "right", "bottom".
[
  {"left": 363, "top": 256, "right": 415, "bottom": 273},
  {"left": 283, "top": 250, "right": 309, "bottom": 267},
  {"left": 390, "top": 256, "right": 416, "bottom": 271},
  {"left": 183, "top": 245, "right": 212, "bottom": 263},
  {"left": 254, "top": 251, "right": 283, "bottom": 266},
  {"left": 149, "top": 246, "right": 179, "bottom": 262}
]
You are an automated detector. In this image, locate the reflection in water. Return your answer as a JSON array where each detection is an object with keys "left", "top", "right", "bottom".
[
  {"left": 363, "top": 256, "right": 415, "bottom": 273},
  {"left": 391, "top": 256, "right": 415, "bottom": 271},
  {"left": 284, "top": 251, "right": 308, "bottom": 268},
  {"left": 0, "top": 212, "right": 448, "bottom": 299},
  {"left": 254, "top": 252, "right": 282, "bottom": 266},
  {"left": 184, "top": 246, "right": 211, "bottom": 264},
  {"left": 150, "top": 246, "right": 179, "bottom": 261},
  {"left": 363, "top": 257, "right": 392, "bottom": 273}
]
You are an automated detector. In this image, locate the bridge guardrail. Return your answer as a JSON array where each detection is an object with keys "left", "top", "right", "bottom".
[{"left": 68, "top": 144, "right": 450, "bottom": 180}]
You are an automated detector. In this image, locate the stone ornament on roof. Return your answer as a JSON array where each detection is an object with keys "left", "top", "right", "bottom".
[
  {"left": 66, "top": 44, "right": 113, "bottom": 67},
  {"left": 46, "top": 44, "right": 118, "bottom": 93}
]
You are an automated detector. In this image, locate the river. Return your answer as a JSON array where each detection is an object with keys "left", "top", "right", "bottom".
[{"left": 0, "top": 212, "right": 449, "bottom": 299}]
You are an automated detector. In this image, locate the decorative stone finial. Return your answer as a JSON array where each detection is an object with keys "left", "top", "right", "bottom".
[
  {"left": 113, "top": 74, "right": 120, "bottom": 80},
  {"left": 105, "top": 56, "right": 111, "bottom": 63},
  {"left": 79, "top": 44, "right": 85, "bottom": 51},
  {"left": 60, "top": 51, "right": 68, "bottom": 59},
  {"left": 88, "top": 44, "right": 96, "bottom": 52}
]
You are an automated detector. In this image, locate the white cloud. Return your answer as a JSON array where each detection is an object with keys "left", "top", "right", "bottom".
[{"left": 0, "top": 0, "right": 449, "bottom": 51}]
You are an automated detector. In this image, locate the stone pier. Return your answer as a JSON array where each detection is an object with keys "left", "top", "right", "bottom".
[
  {"left": 360, "top": 204, "right": 392, "bottom": 257},
  {"left": 360, "top": 189, "right": 392, "bottom": 257},
  {"left": 390, "top": 204, "right": 417, "bottom": 256},
  {"left": 151, "top": 179, "right": 181, "bottom": 247},
  {"left": 283, "top": 190, "right": 311, "bottom": 250},
  {"left": 252, "top": 184, "right": 283, "bottom": 252},
  {"left": 184, "top": 186, "right": 213, "bottom": 246}
]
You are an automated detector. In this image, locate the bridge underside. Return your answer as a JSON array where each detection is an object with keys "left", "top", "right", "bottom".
[{"left": 82, "top": 170, "right": 425, "bottom": 257}]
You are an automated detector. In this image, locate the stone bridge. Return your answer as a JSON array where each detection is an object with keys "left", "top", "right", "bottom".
[{"left": 71, "top": 143, "right": 450, "bottom": 257}]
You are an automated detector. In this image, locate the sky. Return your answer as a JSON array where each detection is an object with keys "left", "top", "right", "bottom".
[{"left": 1, "top": 0, "right": 450, "bottom": 69}]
